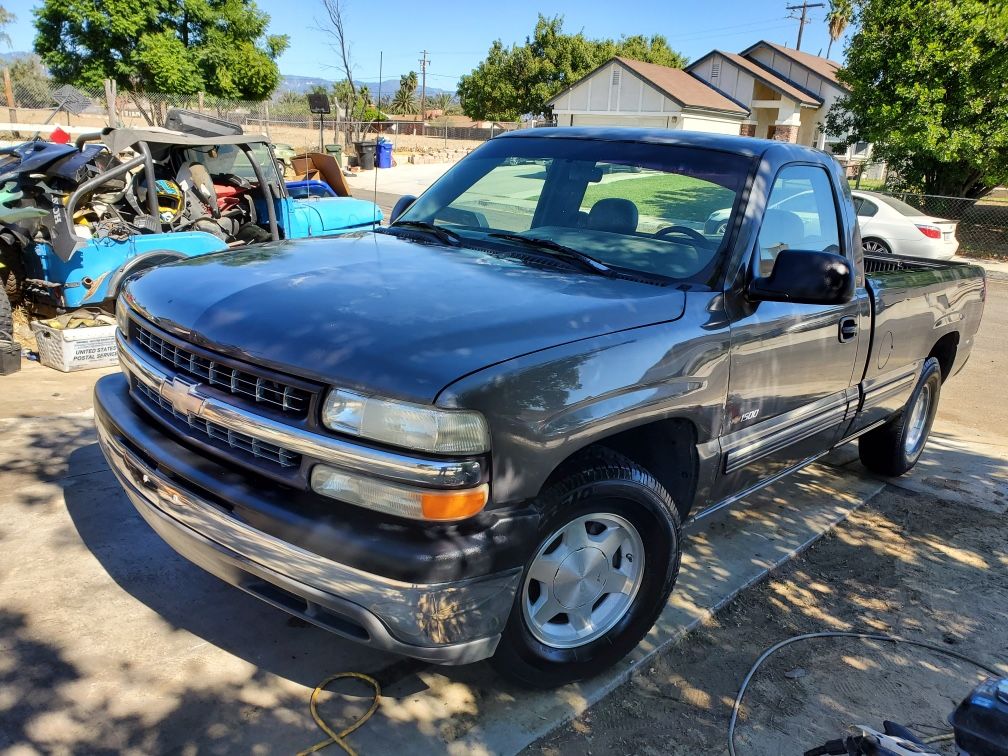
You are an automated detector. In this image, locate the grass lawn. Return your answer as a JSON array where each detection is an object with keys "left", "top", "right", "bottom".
[{"left": 580, "top": 172, "right": 734, "bottom": 223}]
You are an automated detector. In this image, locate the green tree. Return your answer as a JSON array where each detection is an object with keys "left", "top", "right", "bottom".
[
  {"left": 457, "top": 15, "right": 687, "bottom": 120},
  {"left": 8, "top": 55, "right": 51, "bottom": 105},
  {"left": 826, "top": 0, "right": 1008, "bottom": 198},
  {"left": 825, "top": 0, "right": 852, "bottom": 58},
  {"left": 0, "top": 5, "right": 14, "bottom": 48},
  {"left": 32, "top": 0, "right": 289, "bottom": 101},
  {"left": 391, "top": 87, "right": 418, "bottom": 115},
  {"left": 429, "top": 92, "right": 452, "bottom": 114},
  {"left": 391, "top": 71, "right": 418, "bottom": 114}
]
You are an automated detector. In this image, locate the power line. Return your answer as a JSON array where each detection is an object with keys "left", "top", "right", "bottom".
[{"left": 786, "top": 1, "right": 825, "bottom": 49}]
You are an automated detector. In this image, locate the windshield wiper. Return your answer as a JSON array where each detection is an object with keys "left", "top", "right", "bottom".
[
  {"left": 488, "top": 232, "right": 615, "bottom": 277},
  {"left": 386, "top": 220, "right": 462, "bottom": 247}
]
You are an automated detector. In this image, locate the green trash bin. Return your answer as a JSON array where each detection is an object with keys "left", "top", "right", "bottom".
[{"left": 324, "top": 144, "right": 343, "bottom": 167}]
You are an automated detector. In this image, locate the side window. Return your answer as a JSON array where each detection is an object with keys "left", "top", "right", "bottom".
[
  {"left": 757, "top": 165, "right": 841, "bottom": 273},
  {"left": 856, "top": 198, "right": 878, "bottom": 218}
]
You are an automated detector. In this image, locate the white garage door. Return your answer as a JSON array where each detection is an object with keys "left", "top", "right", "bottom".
[{"left": 571, "top": 114, "right": 672, "bottom": 128}]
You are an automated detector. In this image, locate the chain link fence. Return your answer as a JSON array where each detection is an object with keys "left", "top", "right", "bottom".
[
  {"left": 842, "top": 159, "right": 1007, "bottom": 258},
  {"left": 0, "top": 79, "right": 523, "bottom": 159}
]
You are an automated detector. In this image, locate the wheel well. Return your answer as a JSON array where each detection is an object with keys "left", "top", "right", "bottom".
[
  {"left": 106, "top": 250, "right": 186, "bottom": 299},
  {"left": 542, "top": 419, "right": 699, "bottom": 520},
  {"left": 928, "top": 332, "right": 959, "bottom": 381}
]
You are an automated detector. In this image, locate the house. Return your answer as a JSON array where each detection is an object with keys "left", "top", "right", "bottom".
[
  {"left": 546, "top": 57, "right": 749, "bottom": 134},
  {"left": 688, "top": 41, "right": 870, "bottom": 162},
  {"left": 545, "top": 42, "right": 870, "bottom": 168}
]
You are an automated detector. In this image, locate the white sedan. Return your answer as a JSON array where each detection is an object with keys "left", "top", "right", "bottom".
[{"left": 852, "top": 190, "right": 959, "bottom": 259}]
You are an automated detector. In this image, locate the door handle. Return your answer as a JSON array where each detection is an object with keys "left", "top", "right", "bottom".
[{"left": 838, "top": 316, "right": 858, "bottom": 343}]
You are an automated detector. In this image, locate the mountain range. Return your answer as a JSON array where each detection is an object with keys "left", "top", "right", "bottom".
[{"left": 279, "top": 74, "right": 454, "bottom": 98}]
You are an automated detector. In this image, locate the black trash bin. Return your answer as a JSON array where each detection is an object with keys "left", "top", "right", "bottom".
[{"left": 356, "top": 140, "right": 377, "bottom": 170}]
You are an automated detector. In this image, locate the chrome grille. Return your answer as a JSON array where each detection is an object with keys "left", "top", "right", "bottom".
[
  {"left": 135, "top": 324, "right": 310, "bottom": 416},
  {"left": 135, "top": 381, "right": 301, "bottom": 469}
]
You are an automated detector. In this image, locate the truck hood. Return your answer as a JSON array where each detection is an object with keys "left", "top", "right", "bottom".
[{"left": 125, "top": 233, "right": 687, "bottom": 403}]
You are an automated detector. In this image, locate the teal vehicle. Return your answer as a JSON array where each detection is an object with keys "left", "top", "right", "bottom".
[{"left": 0, "top": 127, "right": 380, "bottom": 313}]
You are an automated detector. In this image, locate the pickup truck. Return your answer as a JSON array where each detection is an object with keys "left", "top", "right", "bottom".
[{"left": 94, "top": 128, "right": 986, "bottom": 688}]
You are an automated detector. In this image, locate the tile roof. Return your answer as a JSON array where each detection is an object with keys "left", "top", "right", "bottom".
[
  {"left": 703, "top": 50, "right": 822, "bottom": 106},
  {"left": 612, "top": 57, "right": 748, "bottom": 115}
]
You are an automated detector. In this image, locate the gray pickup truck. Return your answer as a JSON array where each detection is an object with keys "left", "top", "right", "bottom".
[{"left": 95, "top": 128, "right": 986, "bottom": 688}]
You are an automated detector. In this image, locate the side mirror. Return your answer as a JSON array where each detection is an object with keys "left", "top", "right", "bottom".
[
  {"left": 748, "top": 249, "right": 854, "bottom": 305},
  {"left": 389, "top": 195, "right": 417, "bottom": 225}
]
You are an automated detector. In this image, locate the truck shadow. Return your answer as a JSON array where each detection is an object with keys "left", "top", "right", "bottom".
[{"left": 51, "top": 427, "right": 1008, "bottom": 755}]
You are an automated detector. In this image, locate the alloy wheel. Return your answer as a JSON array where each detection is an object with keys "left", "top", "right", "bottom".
[{"left": 521, "top": 512, "right": 645, "bottom": 649}]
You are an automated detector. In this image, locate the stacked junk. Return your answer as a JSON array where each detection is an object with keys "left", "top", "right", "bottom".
[{"left": 0, "top": 108, "right": 380, "bottom": 375}]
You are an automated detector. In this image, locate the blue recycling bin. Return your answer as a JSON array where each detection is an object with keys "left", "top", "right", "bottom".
[{"left": 376, "top": 140, "right": 393, "bottom": 169}]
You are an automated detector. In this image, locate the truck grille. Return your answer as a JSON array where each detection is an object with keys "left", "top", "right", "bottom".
[
  {"left": 135, "top": 324, "right": 311, "bottom": 416},
  {"left": 135, "top": 381, "right": 301, "bottom": 469}
]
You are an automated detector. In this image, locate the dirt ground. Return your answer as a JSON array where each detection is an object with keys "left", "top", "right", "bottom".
[{"left": 529, "top": 489, "right": 1008, "bottom": 756}]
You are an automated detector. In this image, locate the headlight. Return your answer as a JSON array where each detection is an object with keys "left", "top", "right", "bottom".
[
  {"left": 115, "top": 296, "right": 130, "bottom": 334},
  {"left": 311, "top": 464, "right": 489, "bottom": 520},
  {"left": 322, "top": 389, "right": 490, "bottom": 455}
]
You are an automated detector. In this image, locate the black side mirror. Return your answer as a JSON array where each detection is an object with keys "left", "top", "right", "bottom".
[
  {"left": 389, "top": 195, "right": 417, "bottom": 225},
  {"left": 748, "top": 249, "right": 854, "bottom": 305}
]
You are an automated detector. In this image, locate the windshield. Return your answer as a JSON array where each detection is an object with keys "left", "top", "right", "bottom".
[
  {"left": 398, "top": 135, "right": 753, "bottom": 282},
  {"left": 182, "top": 143, "right": 282, "bottom": 190}
]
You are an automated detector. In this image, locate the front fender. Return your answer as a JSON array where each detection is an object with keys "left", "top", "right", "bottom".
[{"left": 435, "top": 290, "right": 731, "bottom": 506}]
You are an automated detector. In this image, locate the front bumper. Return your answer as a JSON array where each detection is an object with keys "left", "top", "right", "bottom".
[{"left": 94, "top": 374, "right": 524, "bottom": 664}]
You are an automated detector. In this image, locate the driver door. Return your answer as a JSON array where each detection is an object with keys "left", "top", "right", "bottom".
[{"left": 715, "top": 164, "right": 864, "bottom": 498}]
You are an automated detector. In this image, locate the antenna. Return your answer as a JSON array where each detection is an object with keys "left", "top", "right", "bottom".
[{"left": 374, "top": 51, "right": 381, "bottom": 226}]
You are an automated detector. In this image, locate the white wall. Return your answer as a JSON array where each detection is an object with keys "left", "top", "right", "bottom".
[
  {"left": 680, "top": 112, "right": 742, "bottom": 134},
  {"left": 690, "top": 54, "right": 756, "bottom": 108},
  {"left": 552, "top": 61, "right": 684, "bottom": 117},
  {"left": 570, "top": 114, "right": 676, "bottom": 128}
]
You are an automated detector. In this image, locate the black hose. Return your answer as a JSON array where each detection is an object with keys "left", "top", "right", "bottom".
[{"left": 727, "top": 630, "right": 1003, "bottom": 756}]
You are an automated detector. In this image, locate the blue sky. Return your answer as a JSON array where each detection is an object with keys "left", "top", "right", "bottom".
[{"left": 1, "top": 0, "right": 854, "bottom": 88}]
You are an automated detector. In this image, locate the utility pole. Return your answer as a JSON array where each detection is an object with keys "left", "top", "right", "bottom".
[
  {"left": 419, "top": 50, "right": 429, "bottom": 122},
  {"left": 786, "top": 1, "right": 824, "bottom": 50}
]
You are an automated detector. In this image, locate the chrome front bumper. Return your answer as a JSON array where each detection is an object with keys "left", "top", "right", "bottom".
[{"left": 94, "top": 381, "right": 522, "bottom": 664}]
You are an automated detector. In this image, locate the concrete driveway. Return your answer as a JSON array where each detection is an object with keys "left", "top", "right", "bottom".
[{"left": 1, "top": 281, "right": 1004, "bottom": 755}]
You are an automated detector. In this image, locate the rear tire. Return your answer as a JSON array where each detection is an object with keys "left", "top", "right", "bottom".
[
  {"left": 0, "top": 243, "right": 25, "bottom": 308},
  {"left": 0, "top": 284, "right": 12, "bottom": 341},
  {"left": 862, "top": 237, "right": 892, "bottom": 255},
  {"left": 490, "top": 448, "right": 682, "bottom": 688},
  {"left": 859, "top": 357, "right": 942, "bottom": 476}
]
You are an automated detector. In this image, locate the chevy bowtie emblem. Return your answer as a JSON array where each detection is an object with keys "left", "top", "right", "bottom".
[{"left": 160, "top": 375, "right": 206, "bottom": 417}]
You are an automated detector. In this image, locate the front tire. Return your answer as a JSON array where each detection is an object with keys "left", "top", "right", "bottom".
[
  {"left": 859, "top": 357, "right": 942, "bottom": 476},
  {"left": 490, "top": 449, "right": 682, "bottom": 688}
]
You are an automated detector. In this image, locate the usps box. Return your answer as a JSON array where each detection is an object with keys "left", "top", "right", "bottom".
[{"left": 31, "top": 318, "right": 118, "bottom": 372}]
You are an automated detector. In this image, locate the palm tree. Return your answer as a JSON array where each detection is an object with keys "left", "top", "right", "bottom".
[
  {"left": 430, "top": 92, "right": 452, "bottom": 113},
  {"left": 825, "top": 0, "right": 853, "bottom": 58},
  {"left": 391, "top": 88, "right": 418, "bottom": 114}
]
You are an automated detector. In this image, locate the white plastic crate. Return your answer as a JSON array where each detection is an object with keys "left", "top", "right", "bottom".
[{"left": 31, "top": 319, "right": 118, "bottom": 372}]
